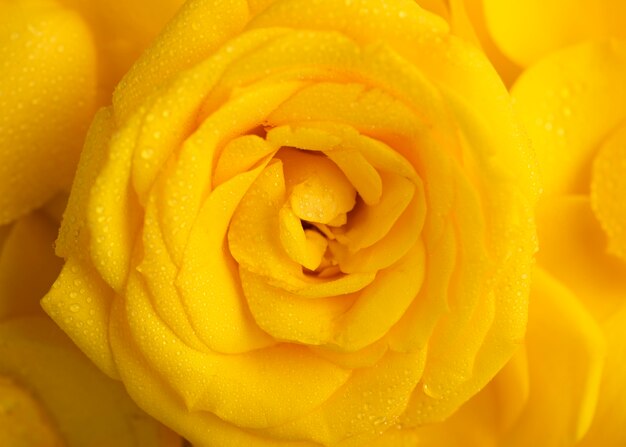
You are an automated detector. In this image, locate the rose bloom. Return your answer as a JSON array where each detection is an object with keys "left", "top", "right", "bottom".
[
  {"left": 38, "top": 0, "right": 539, "bottom": 445},
  {"left": 402, "top": 1, "right": 626, "bottom": 446}
]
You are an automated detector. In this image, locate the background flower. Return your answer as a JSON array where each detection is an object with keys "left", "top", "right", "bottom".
[
  {"left": 0, "top": 202, "right": 182, "bottom": 447},
  {"left": 0, "top": 0, "right": 184, "bottom": 225},
  {"left": 42, "top": 0, "right": 537, "bottom": 445}
]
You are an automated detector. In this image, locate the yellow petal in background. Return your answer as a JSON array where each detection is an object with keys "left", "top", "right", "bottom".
[
  {"left": 535, "top": 196, "right": 626, "bottom": 323},
  {"left": 501, "top": 268, "right": 605, "bottom": 446},
  {"left": 457, "top": 0, "right": 521, "bottom": 85},
  {"left": 579, "top": 304, "right": 626, "bottom": 447},
  {"left": 0, "top": 316, "right": 180, "bottom": 447},
  {"left": 0, "top": 0, "right": 97, "bottom": 224},
  {"left": 58, "top": 0, "right": 185, "bottom": 101},
  {"left": 0, "top": 375, "right": 65, "bottom": 447},
  {"left": 591, "top": 122, "right": 626, "bottom": 263},
  {"left": 0, "top": 211, "right": 62, "bottom": 320},
  {"left": 511, "top": 40, "right": 626, "bottom": 196},
  {"left": 483, "top": 0, "right": 626, "bottom": 67}
]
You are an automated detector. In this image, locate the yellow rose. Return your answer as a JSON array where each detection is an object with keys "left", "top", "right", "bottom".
[
  {"left": 0, "top": 202, "right": 182, "bottom": 446},
  {"left": 0, "top": 0, "right": 183, "bottom": 225},
  {"left": 42, "top": 0, "right": 538, "bottom": 445},
  {"left": 404, "top": 2, "right": 626, "bottom": 446}
]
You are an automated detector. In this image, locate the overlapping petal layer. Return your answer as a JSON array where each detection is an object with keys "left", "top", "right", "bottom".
[
  {"left": 42, "top": 0, "right": 537, "bottom": 445},
  {"left": 0, "top": 205, "right": 181, "bottom": 447}
]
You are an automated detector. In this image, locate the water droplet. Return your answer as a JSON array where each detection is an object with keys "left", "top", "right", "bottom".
[
  {"left": 141, "top": 147, "right": 155, "bottom": 160},
  {"left": 422, "top": 383, "right": 441, "bottom": 398},
  {"left": 69, "top": 304, "right": 80, "bottom": 312}
]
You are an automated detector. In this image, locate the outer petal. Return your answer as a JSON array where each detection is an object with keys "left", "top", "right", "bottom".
[
  {"left": 0, "top": 316, "right": 180, "bottom": 447},
  {"left": 0, "top": 0, "right": 97, "bottom": 223},
  {"left": 113, "top": 0, "right": 252, "bottom": 120}
]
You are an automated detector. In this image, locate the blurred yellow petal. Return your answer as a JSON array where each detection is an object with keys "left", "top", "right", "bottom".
[
  {"left": 483, "top": 0, "right": 626, "bottom": 67},
  {"left": 59, "top": 0, "right": 185, "bottom": 100},
  {"left": 501, "top": 268, "right": 605, "bottom": 446},
  {"left": 591, "top": 122, "right": 626, "bottom": 262},
  {"left": 0, "top": 210, "right": 62, "bottom": 320},
  {"left": 0, "top": 316, "right": 179, "bottom": 447},
  {"left": 579, "top": 304, "right": 626, "bottom": 447},
  {"left": 0, "top": 0, "right": 96, "bottom": 224},
  {"left": 459, "top": 0, "right": 521, "bottom": 85},
  {"left": 0, "top": 377, "right": 63, "bottom": 447},
  {"left": 536, "top": 196, "right": 626, "bottom": 322},
  {"left": 512, "top": 40, "right": 626, "bottom": 196}
]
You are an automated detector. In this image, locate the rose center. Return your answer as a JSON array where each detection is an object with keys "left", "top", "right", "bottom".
[{"left": 277, "top": 148, "right": 357, "bottom": 276}]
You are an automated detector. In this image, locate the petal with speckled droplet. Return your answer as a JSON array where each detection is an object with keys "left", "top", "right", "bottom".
[
  {"left": 512, "top": 40, "right": 626, "bottom": 196},
  {"left": 591, "top": 122, "right": 626, "bottom": 262},
  {"left": 0, "top": 0, "right": 97, "bottom": 224}
]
